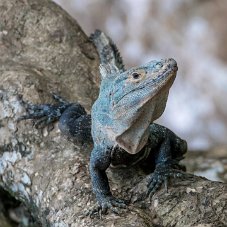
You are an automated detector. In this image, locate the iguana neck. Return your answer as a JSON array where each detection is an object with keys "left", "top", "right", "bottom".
[{"left": 92, "top": 59, "right": 177, "bottom": 154}]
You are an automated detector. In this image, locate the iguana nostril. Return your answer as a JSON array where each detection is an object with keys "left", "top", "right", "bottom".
[{"left": 156, "top": 63, "right": 163, "bottom": 69}]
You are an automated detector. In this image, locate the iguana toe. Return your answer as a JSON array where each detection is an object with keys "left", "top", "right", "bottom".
[
  {"left": 147, "top": 164, "right": 185, "bottom": 198},
  {"left": 18, "top": 94, "right": 72, "bottom": 130},
  {"left": 88, "top": 196, "right": 127, "bottom": 218},
  {"left": 100, "top": 196, "right": 127, "bottom": 213}
]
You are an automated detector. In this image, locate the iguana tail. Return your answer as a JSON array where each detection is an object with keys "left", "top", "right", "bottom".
[{"left": 90, "top": 29, "right": 125, "bottom": 72}]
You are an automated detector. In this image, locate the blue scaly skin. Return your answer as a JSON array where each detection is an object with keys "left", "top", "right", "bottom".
[{"left": 19, "top": 30, "right": 187, "bottom": 215}]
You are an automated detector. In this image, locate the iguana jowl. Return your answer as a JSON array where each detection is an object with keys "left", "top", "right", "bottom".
[{"left": 19, "top": 30, "right": 187, "bottom": 214}]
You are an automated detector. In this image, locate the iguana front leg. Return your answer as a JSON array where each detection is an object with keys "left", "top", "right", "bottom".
[
  {"left": 18, "top": 94, "right": 92, "bottom": 144},
  {"left": 89, "top": 145, "right": 127, "bottom": 215}
]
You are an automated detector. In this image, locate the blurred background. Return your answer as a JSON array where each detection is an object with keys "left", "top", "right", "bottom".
[{"left": 54, "top": 0, "right": 227, "bottom": 152}]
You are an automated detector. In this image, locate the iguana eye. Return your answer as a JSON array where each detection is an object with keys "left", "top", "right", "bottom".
[
  {"left": 127, "top": 70, "right": 146, "bottom": 83},
  {"left": 132, "top": 72, "right": 140, "bottom": 79}
]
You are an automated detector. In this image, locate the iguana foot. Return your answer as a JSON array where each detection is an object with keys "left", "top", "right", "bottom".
[
  {"left": 147, "top": 163, "right": 185, "bottom": 198},
  {"left": 18, "top": 93, "right": 72, "bottom": 130},
  {"left": 87, "top": 196, "right": 127, "bottom": 218}
]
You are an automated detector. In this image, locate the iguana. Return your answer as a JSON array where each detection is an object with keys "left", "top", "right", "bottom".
[{"left": 19, "top": 30, "right": 187, "bottom": 215}]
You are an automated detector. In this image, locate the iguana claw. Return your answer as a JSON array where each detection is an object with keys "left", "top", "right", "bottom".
[
  {"left": 18, "top": 94, "right": 72, "bottom": 130},
  {"left": 87, "top": 196, "right": 127, "bottom": 218},
  {"left": 147, "top": 163, "right": 185, "bottom": 198}
]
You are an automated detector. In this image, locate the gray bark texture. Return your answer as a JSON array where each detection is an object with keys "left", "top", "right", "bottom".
[{"left": 0, "top": 0, "right": 226, "bottom": 226}]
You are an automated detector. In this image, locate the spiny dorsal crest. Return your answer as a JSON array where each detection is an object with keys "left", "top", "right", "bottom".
[
  {"left": 99, "top": 63, "right": 120, "bottom": 79},
  {"left": 90, "top": 30, "right": 125, "bottom": 73}
]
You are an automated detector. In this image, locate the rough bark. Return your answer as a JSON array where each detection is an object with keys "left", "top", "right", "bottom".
[{"left": 0, "top": 0, "right": 226, "bottom": 226}]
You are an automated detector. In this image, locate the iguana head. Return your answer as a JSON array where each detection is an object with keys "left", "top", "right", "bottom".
[{"left": 92, "top": 58, "right": 178, "bottom": 154}]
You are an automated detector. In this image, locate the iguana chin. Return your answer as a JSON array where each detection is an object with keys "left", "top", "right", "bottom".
[{"left": 19, "top": 30, "right": 187, "bottom": 215}]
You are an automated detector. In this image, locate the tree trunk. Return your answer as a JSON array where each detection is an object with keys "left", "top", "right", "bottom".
[{"left": 0, "top": 0, "right": 226, "bottom": 226}]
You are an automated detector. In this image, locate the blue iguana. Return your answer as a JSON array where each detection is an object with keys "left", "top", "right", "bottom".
[{"left": 19, "top": 30, "right": 187, "bottom": 215}]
